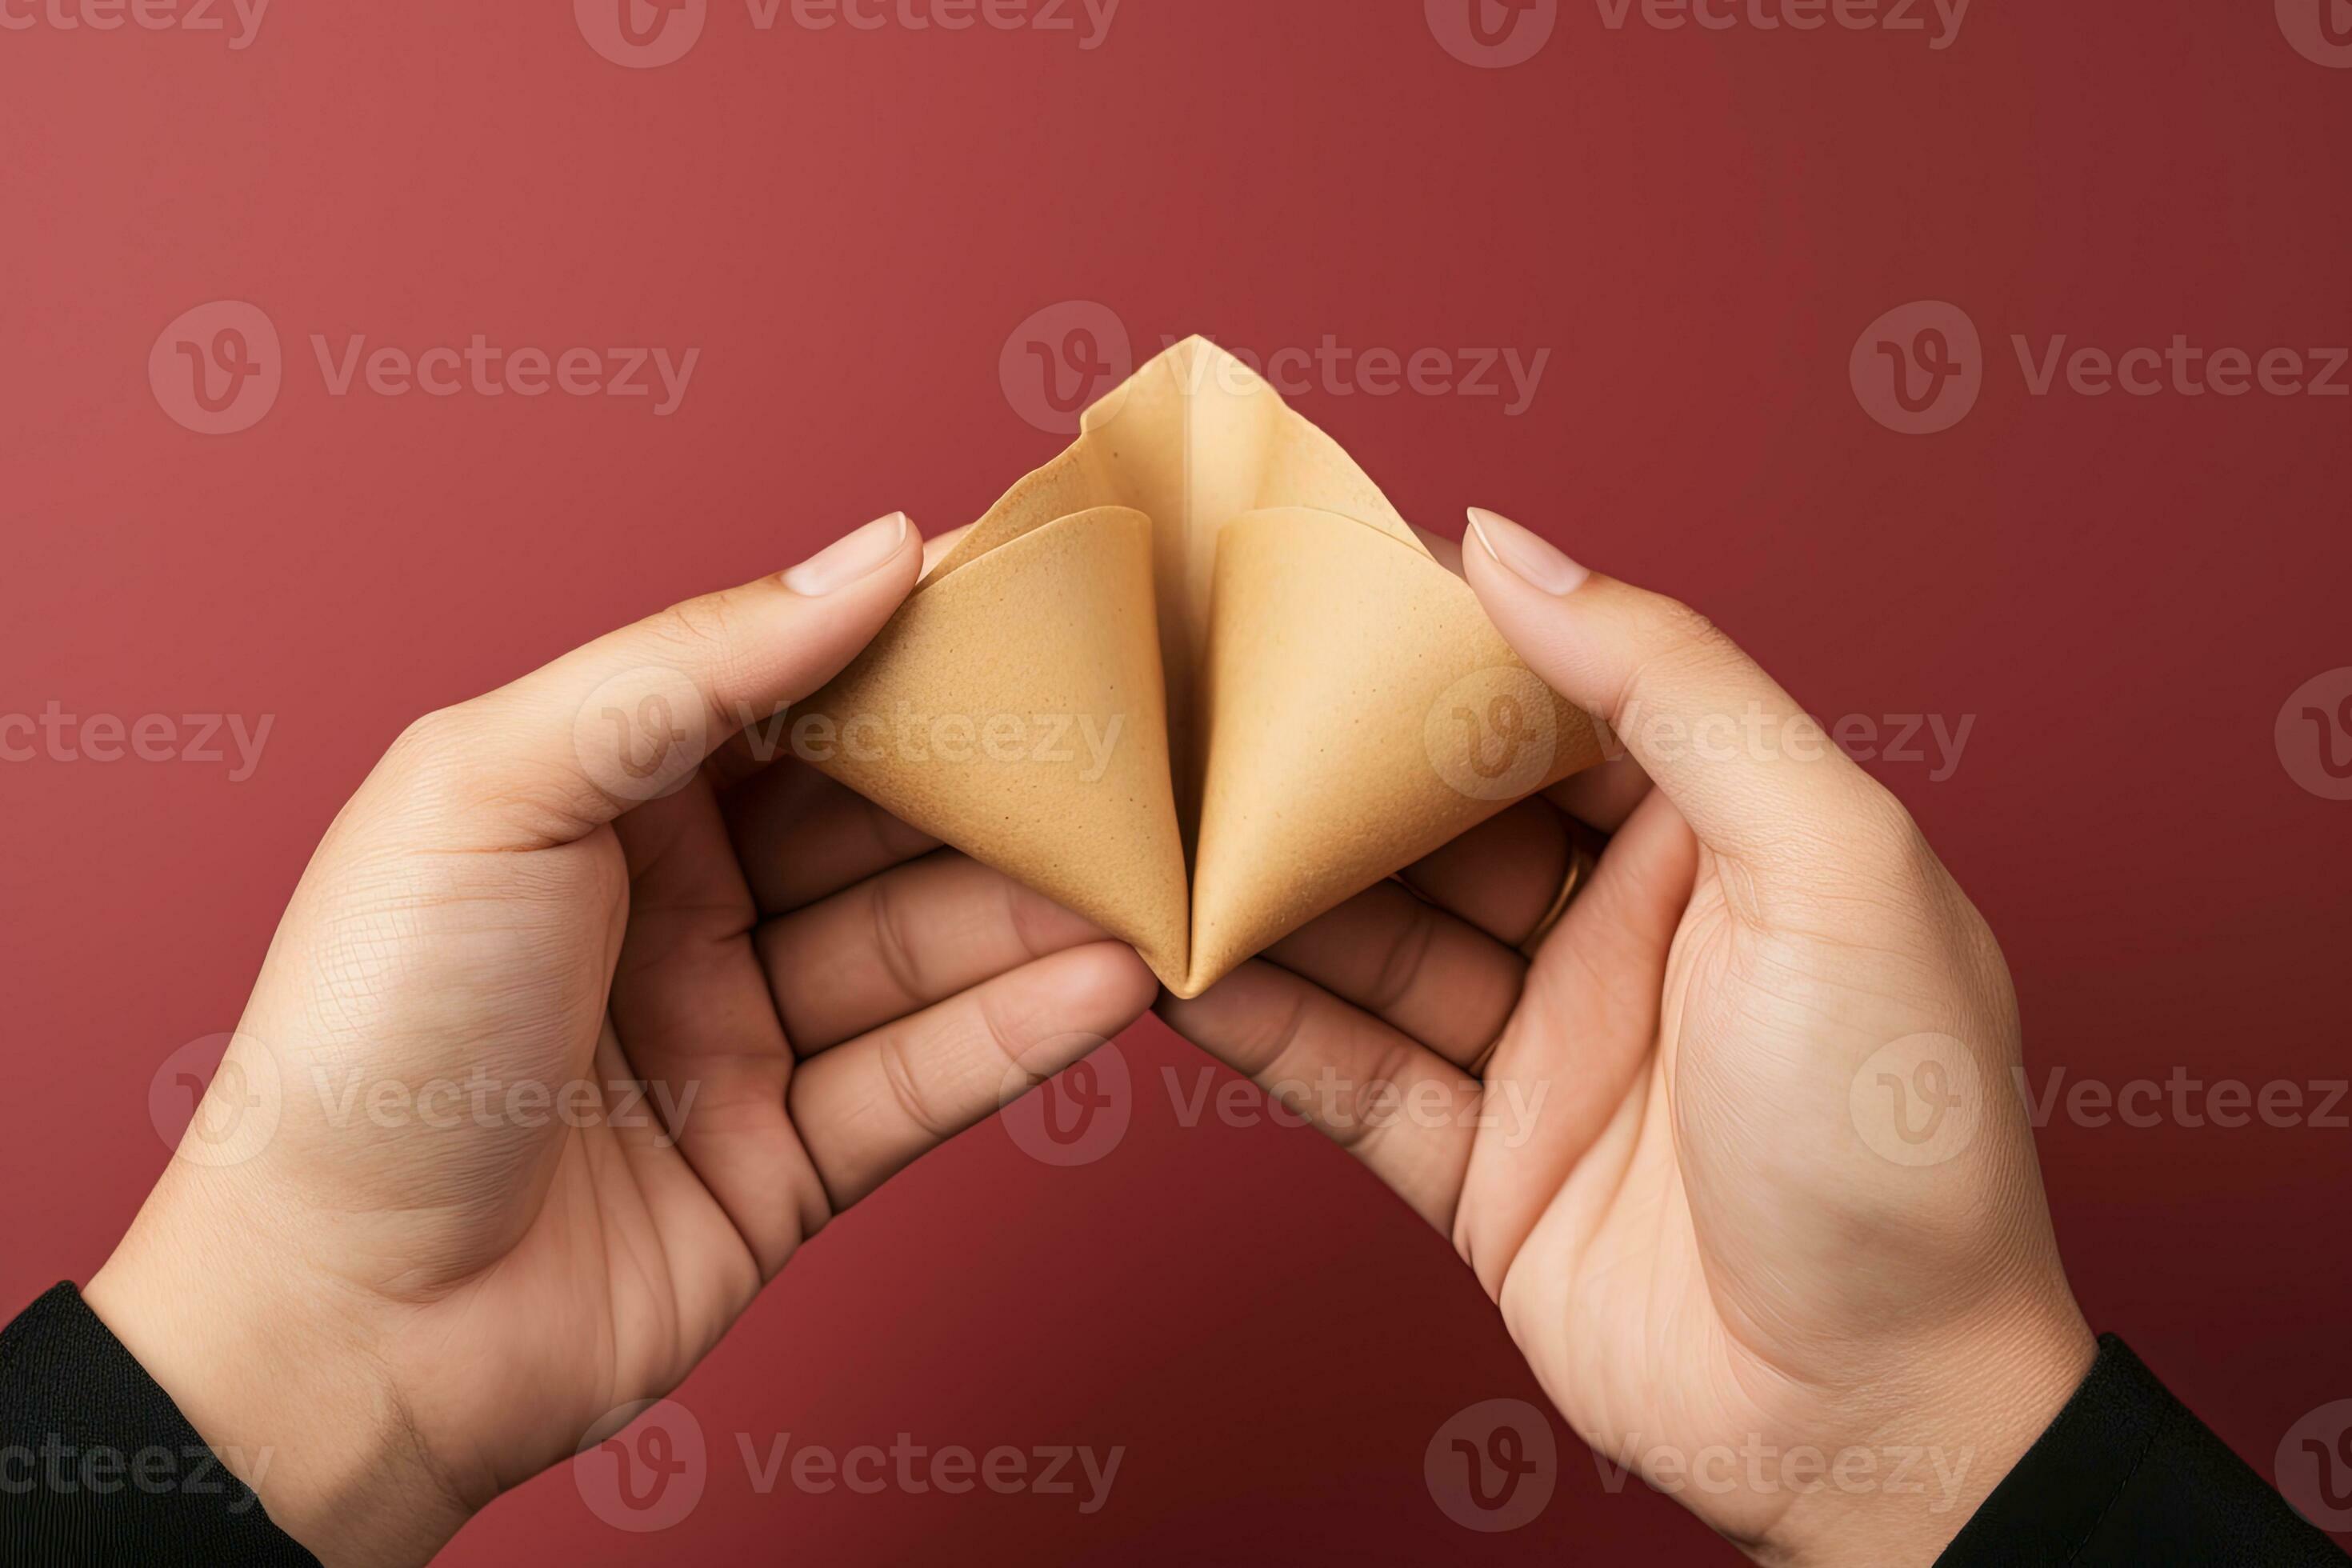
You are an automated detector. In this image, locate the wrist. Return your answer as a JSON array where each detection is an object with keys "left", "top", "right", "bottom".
[
  {"left": 1755, "top": 1295, "right": 2098, "bottom": 1568},
  {"left": 85, "top": 1167, "right": 473, "bottom": 1567}
]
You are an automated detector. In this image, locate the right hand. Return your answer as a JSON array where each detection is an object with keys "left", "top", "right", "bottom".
[{"left": 1159, "top": 506, "right": 2094, "bottom": 1565}]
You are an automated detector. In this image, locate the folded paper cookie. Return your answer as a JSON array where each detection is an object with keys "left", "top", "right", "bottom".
[{"left": 796, "top": 336, "right": 1605, "bottom": 998}]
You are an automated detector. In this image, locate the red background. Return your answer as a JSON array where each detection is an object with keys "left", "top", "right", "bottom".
[{"left": 5, "top": 1, "right": 2350, "bottom": 1560}]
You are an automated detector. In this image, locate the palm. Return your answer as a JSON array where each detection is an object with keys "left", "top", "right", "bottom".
[
  {"left": 1162, "top": 525, "right": 2098, "bottom": 1565},
  {"left": 229, "top": 749, "right": 1153, "bottom": 1513},
  {"left": 92, "top": 527, "right": 1166, "bottom": 1565},
  {"left": 1478, "top": 851, "right": 1813, "bottom": 1546},
  {"left": 409, "top": 1078, "right": 760, "bottom": 1499},
  {"left": 1162, "top": 781, "right": 2013, "bottom": 1544}
]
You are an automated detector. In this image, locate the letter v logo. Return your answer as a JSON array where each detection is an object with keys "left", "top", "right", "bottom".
[
  {"left": 2278, "top": 1401, "right": 2352, "bottom": 1530},
  {"left": 575, "top": 1399, "right": 708, "bottom": 1532},
  {"left": 1427, "top": 0, "right": 1559, "bottom": 68},
  {"left": 2278, "top": 0, "right": 2352, "bottom": 66},
  {"left": 577, "top": 0, "right": 707, "bottom": 69},
  {"left": 1425, "top": 1399, "right": 1558, "bottom": 1531},
  {"left": 1851, "top": 301, "right": 1984, "bottom": 434},
  {"left": 2275, "top": 669, "right": 2352, "bottom": 801},
  {"left": 150, "top": 302, "right": 282, "bottom": 435}
]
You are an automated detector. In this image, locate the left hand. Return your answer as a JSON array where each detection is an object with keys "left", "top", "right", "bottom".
[{"left": 87, "top": 513, "right": 1158, "bottom": 1566}]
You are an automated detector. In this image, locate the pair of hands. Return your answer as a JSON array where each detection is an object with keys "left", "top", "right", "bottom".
[{"left": 87, "top": 508, "right": 2094, "bottom": 1566}]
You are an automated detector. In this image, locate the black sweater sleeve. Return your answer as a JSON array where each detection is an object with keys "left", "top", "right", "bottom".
[
  {"left": 3, "top": 1286, "right": 2344, "bottom": 1567},
  {"left": 1938, "top": 1333, "right": 2347, "bottom": 1566},
  {"left": 0, "top": 1282, "right": 318, "bottom": 1566}
]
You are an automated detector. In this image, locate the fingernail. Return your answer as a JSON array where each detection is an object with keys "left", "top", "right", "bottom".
[
  {"left": 1467, "top": 507, "right": 1589, "bottom": 595},
  {"left": 784, "top": 513, "right": 910, "bottom": 596}
]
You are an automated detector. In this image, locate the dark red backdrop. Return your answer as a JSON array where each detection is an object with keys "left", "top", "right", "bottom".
[{"left": 5, "top": 1, "right": 2349, "bottom": 1561}]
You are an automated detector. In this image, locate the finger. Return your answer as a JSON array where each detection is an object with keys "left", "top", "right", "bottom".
[
  {"left": 1542, "top": 754, "right": 1651, "bottom": 833},
  {"left": 1398, "top": 797, "right": 1578, "bottom": 948},
  {"left": 606, "top": 771, "right": 830, "bottom": 1277},
  {"left": 787, "top": 942, "right": 1155, "bottom": 1209},
  {"left": 382, "top": 512, "right": 922, "bottom": 851},
  {"left": 1458, "top": 787, "right": 1699, "bottom": 1293},
  {"left": 722, "top": 757, "right": 938, "bottom": 915},
  {"left": 1464, "top": 508, "right": 1894, "bottom": 874},
  {"left": 1157, "top": 962, "right": 1478, "bottom": 1231},
  {"left": 757, "top": 851, "right": 1114, "bottom": 1054},
  {"left": 1261, "top": 881, "right": 1522, "bottom": 1072},
  {"left": 1410, "top": 524, "right": 1466, "bottom": 574},
  {"left": 920, "top": 522, "right": 974, "bottom": 575},
  {"left": 693, "top": 525, "right": 966, "bottom": 794}
]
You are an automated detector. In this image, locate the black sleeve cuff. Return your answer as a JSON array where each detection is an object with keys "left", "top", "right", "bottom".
[
  {"left": 1938, "top": 1333, "right": 2348, "bottom": 1566},
  {"left": 1, "top": 1282, "right": 319, "bottom": 1566}
]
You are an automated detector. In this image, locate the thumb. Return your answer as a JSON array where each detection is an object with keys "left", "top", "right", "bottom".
[
  {"left": 1463, "top": 506, "right": 1893, "bottom": 872},
  {"left": 383, "top": 511, "right": 920, "bottom": 848}
]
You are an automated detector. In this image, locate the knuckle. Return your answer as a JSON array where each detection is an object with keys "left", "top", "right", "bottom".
[
  {"left": 646, "top": 594, "right": 751, "bottom": 693},
  {"left": 1001, "top": 872, "right": 1080, "bottom": 959},
  {"left": 376, "top": 706, "right": 484, "bottom": 803},
  {"left": 1331, "top": 1040, "right": 1423, "bottom": 1154},
  {"left": 1618, "top": 594, "right": 1738, "bottom": 714},
  {"left": 1367, "top": 897, "right": 1439, "bottom": 1014},
  {"left": 866, "top": 878, "right": 929, "bottom": 1004},
  {"left": 646, "top": 592, "right": 734, "bottom": 657},
  {"left": 1648, "top": 593, "right": 1723, "bottom": 656},
  {"left": 876, "top": 1030, "right": 954, "bottom": 1142},
  {"left": 1809, "top": 787, "right": 1949, "bottom": 912},
  {"left": 1859, "top": 792, "right": 1938, "bottom": 880},
  {"left": 972, "top": 983, "right": 1046, "bottom": 1090},
  {"left": 640, "top": 594, "right": 746, "bottom": 719},
  {"left": 388, "top": 705, "right": 466, "bottom": 764},
  {"left": 1641, "top": 593, "right": 1731, "bottom": 674},
  {"left": 1226, "top": 982, "right": 1311, "bottom": 1080}
]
